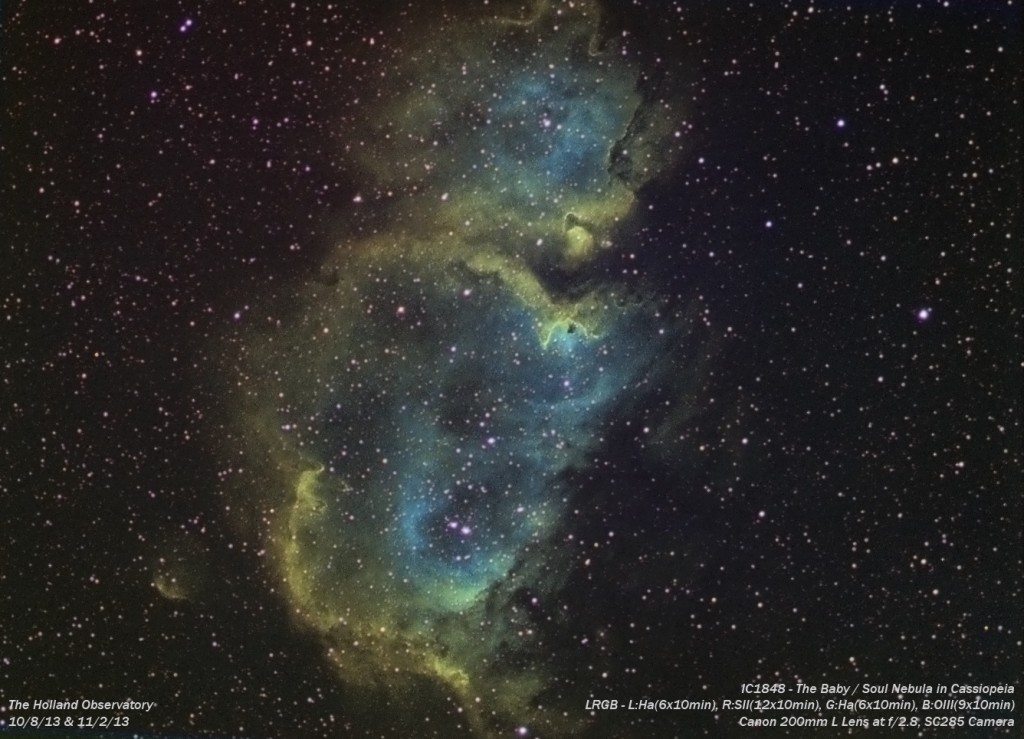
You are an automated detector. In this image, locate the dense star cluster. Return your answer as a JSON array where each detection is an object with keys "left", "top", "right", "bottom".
[{"left": 1, "top": 1, "right": 1020, "bottom": 738}]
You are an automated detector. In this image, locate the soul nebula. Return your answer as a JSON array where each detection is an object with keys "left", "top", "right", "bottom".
[{"left": 228, "top": 2, "right": 691, "bottom": 735}]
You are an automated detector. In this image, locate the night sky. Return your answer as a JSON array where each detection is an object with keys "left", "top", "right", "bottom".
[{"left": 1, "top": 2, "right": 1021, "bottom": 738}]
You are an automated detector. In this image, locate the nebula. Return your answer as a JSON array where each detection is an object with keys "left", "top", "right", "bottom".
[{"left": 227, "top": 1, "right": 690, "bottom": 735}]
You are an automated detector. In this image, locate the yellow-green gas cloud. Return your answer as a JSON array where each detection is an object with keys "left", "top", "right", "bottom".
[{"left": 224, "top": 1, "right": 688, "bottom": 735}]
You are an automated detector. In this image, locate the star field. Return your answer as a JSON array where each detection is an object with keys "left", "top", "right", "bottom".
[{"left": 1, "top": 2, "right": 1020, "bottom": 738}]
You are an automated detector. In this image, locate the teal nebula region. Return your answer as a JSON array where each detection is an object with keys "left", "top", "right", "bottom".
[
  {"left": 308, "top": 276, "right": 668, "bottom": 607},
  {"left": 354, "top": 3, "right": 641, "bottom": 208}
]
